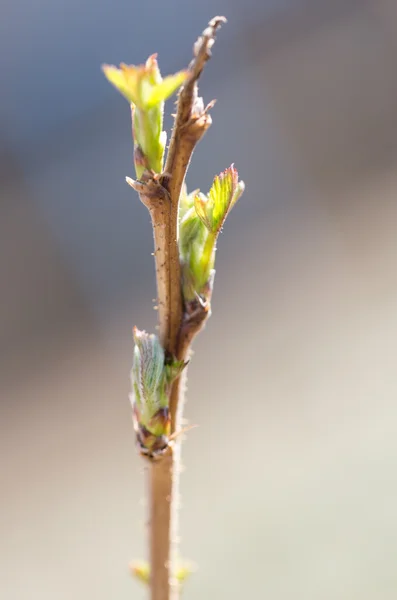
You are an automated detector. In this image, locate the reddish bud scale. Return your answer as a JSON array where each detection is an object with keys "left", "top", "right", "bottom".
[{"left": 133, "top": 404, "right": 171, "bottom": 459}]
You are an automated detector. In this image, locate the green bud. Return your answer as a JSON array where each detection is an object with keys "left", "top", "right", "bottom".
[
  {"left": 179, "top": 166, "right": 244, "bottom": 304},
  {"left": 179, "top": 206, "right": 203, "bottom": 261},
  {"left": 179, "top": 185, "right": 199, "bottom": 221},
  {"left": 130, "top": 559, "right": 195, "bottom": 587},
  {"left": 132, "top": 327, "right": 165, "bottom": 409},
  {"left": 165, "top": 358, "right": 187, "bottom": 383},
  {"left": 102, "top": 56, "right": 188, "bottom": 178},
  {"left": 131, "top": 327, "right": 186, "bottom": 458},
  {"left": 175, "top": 562, "right": 196, "bottom": 584},
  {"left": 131, "top": 103, "right": 165, "bottom": 178},
  {"left": 131, "top": 560, "right": 150, "bottom": 585}
]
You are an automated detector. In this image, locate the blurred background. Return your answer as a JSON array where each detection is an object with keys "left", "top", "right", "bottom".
[{"left": 2, "top": 1, "right": 397, "bottom": 598}]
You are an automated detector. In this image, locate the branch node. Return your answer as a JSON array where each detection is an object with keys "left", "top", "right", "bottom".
[{"left": 126, "top": 176, "right": 170, "bottom": 210}]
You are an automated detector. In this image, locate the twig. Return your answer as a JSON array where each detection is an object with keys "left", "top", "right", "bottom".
[
  {"left": 125, "top": 176, "right": 173, "bottom": 352},
  {"left": 130, "top": 17, "right": 226, "bottom": 600},
  {"left": 163, "top": 15, "right": 226, "bottom": 431},
  {"left": 148, "top": 452, "right": 173, "bottom": 600}
]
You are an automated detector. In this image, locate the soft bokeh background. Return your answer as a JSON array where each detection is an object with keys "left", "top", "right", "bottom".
[{"left": 2, "top": 1, "right": 397, "bottom": 598}]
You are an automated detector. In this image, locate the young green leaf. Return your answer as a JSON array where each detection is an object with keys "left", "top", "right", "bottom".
[
  {"left": 179, "top": 166, "right": 244, "bottom": 303},
  {"left": 146, "top": 71, "right": 189, "bottom": 107},
  {"left": 102, "top": 55, "right": 187, "bottom": 110},
  {"left": 194, "top": 165, "right": 245, "bottom": 234},
  {"left": 102, "top": 56, "right": 188, "bottom": 178}
]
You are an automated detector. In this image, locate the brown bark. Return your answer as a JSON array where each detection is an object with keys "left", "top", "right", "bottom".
[{"left": 129, "top": 18, "right": 226, "bottom": 600}]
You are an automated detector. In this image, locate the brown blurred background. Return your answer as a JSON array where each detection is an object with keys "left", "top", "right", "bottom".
[{"left": 2, "top": 1, "right": 397, "bottom": 598}]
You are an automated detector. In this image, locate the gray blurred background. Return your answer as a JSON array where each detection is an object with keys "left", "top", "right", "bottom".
[{"left": 2, "top": 1, "right": 397, "bottom": 598}]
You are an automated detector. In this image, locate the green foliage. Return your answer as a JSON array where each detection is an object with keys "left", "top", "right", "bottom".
[
  {"left": 102, "top": 57, "right": 187, "bottom": 108},
  {"left": 194, "top": 165, "right": 245, "bottom": 233},
  {"left": 103, "top": 16, "right": 241, "bottom": 595},
  {"left": 179, "top": 165, "right": 245, "bottom": 303},
  {"left": 132, "top": 327, "right": 167, "bottom": 419},
  {"left": 102, "top": 56, "right": 188, "bottom": 178},
  {"left": 131, "top": 328, "right": 186, "bottom": 456}
]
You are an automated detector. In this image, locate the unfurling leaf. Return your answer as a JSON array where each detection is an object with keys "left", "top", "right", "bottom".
[
  {"left": 131, "top": 328, "right": 187, "bottom": 458},
  {"left": 102, "top": 56, "right": 188, "bottom": 178},
  {"left": 146, "top": 71, "right": 189, "bottom": 107},
  {"left": 194, "top": 165, "right": 245, "bottom": 233},
  {"left": 102, "top": 56, "right": 188, "bottom": 110},
  {"left": 133, "top": 327, "right": 165, "bottom": 408},
  {"left": 179, "top": 165, "right": 244, "bottom": 303}
]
